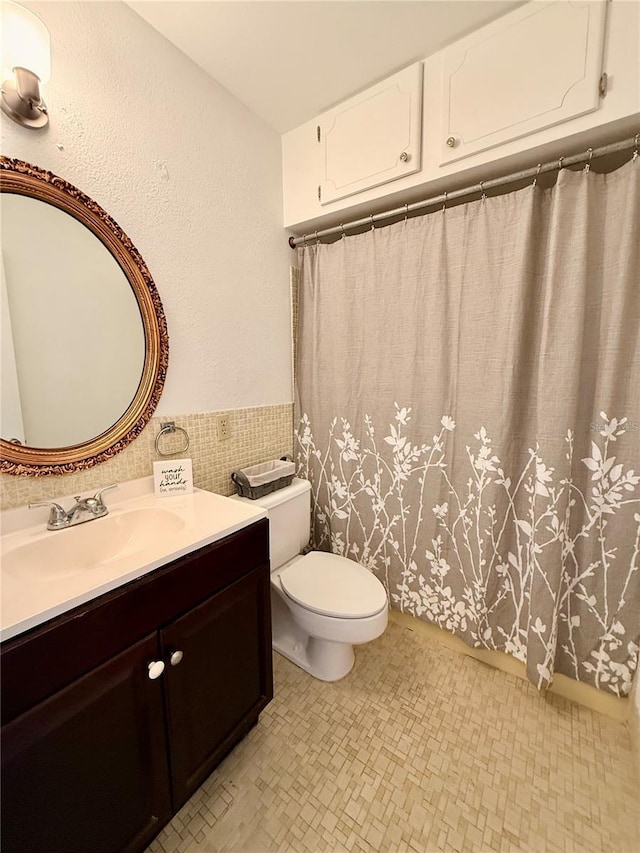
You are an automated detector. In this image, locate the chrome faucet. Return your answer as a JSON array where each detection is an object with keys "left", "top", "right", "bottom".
[{"left": 29, "top": 484, "right": 118, "bottom": 531}]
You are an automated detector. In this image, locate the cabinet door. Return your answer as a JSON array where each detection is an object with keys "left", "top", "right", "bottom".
[
  {"left": 0, "top": 633, "right": 171, "bottom": 853},
  {"left": 162, "top": 565, "right": 272, "bottom": 807},
  {"left": 440, "top": 0, "right": 607, "bottom": 165},
  {"left": 319, "top": 62, "right": 423, "bottom": 205}
]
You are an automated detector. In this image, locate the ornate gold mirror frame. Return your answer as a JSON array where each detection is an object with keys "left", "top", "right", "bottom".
[{"left": 0, "top": 156, "right": 169, "bottom": 476}]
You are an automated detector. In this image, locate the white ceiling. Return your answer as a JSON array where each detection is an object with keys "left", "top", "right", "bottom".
[{"left": 127, "top": 1, "right": 523, "bottom": 134}]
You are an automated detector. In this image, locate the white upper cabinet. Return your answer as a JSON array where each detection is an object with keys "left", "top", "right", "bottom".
[
  {"left": 439, "top": 0, "right": 608, "bottom": 165},
  {"left": 318, "top": 63, "right": 423, "bottom": 205},
  {"left": 282, "top": 0, "right": 639, "bottom": 231}
]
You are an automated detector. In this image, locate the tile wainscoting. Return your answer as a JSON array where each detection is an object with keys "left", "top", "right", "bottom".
[{"left": 0, "top": 403, "right": 294, "bottom": 511}]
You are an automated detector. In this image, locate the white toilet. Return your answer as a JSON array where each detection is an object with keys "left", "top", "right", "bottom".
[{"left": 237, "top": 478, "right": 388, "bottom": 681}]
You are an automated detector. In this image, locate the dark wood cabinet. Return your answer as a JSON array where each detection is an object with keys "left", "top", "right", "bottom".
[
  {"left": 0, "top": 520, "right": 272, "bottom": 853},
  {"left": 1, "top": 633, "right": 172, "bottom": 853}
]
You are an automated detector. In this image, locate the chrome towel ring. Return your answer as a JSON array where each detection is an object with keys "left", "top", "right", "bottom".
[{"left": 155, "top": 421, "right": 190, "bottom": 457}]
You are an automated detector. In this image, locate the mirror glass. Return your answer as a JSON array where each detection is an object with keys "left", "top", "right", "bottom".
[{"left": 1, "top": 193, "right": 146, "bottom": 447}]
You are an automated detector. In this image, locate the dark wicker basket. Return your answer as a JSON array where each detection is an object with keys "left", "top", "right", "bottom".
[{"left": 231, "top": 457, "right": 295, "bottom": 500}]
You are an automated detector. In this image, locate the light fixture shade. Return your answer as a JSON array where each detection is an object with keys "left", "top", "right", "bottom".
[{"left": 1, "top": 1, "right": 50, "bottom": 83}]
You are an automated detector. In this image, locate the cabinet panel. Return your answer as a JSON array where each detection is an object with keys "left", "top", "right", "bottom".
[
  {"left": 440, "top": 0, "right": 607, "bottom": 165},
  {"left": 162, "top": 564, "right": 272, "bottom": 807},
  {"left": 0, "top": 633, "right": 171, "bottom": 853},
  {"left": 320, "top": 62, "right": 422, "bottom": 204}
]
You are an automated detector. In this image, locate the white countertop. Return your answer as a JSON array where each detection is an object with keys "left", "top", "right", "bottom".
[{"left": 0, "top": 477, "right": 267, "bottom": 642}]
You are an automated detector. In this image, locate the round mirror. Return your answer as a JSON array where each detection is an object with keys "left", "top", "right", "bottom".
[{"left": 0, "top": 157, "right": 168, "bottom": 475}]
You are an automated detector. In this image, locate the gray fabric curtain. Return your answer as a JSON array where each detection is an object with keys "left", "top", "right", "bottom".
[{"left": 295, "top": 159, "right": 640, "bottom": 696}]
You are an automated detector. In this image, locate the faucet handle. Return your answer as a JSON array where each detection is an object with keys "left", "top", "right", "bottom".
[
  {"left": 28, "top": 501, "right": 68, "bottom": 530},
  {"left": 74, "top": 495, "right": 99, "bottom": 511},
  {"left": 93, "top": 483, "right": 118, "bottom": 507}
]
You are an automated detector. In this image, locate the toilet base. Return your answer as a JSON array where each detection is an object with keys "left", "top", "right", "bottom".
[
  {"left": 274, "top": 634, "right": 355, "bottom": 682},
  {"left": 269, "top": 564, "right": 387, "bottom": 682}
]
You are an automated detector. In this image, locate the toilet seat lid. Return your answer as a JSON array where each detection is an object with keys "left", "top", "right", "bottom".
[{"left": 279, "top": 552, "right": 387, "bottom": 619}]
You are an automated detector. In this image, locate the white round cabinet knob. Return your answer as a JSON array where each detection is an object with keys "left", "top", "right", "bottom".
[
  {"left": 170, "top": 650, "right": 183, "bottom": 666},
  {"left": 148, "top": 660, "right": 165, "bottom": 680}
]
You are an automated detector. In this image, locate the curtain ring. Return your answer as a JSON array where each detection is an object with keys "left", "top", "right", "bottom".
[
  {"left": 302, "top": 234, "right": 308, "bottom": 247},
  {"left": 404, "top": 203, "right": 409, "bottom": 224},
  {"left": 340, "top": 223, "right": 346, "bottom": 240},
  {"left": 558, "top": 155, "right": 564, "bottom": 172},
  {"left": 532, "top": 163, "right": 541, "bottom": 188},
  {"left": 314, "top": 230, "right": 319, "bottom": 245},
  {"left": 442, "top": 190, "right": 447, "bottom": 214},
  {"left": 583, "top": 147, "right": 593, "bottom": 173},
  {"left": 369, "top": 214, "right": 375, "bottom": 231},
  {"left": 480, "top": 181, "right": 486, "bottom": 201},
  {"left": 633, "top": 133, "right": 639, "bottom": 163}
]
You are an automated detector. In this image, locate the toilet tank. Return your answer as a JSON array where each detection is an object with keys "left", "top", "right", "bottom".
[{"left": 249, "top": 478, "right": 311, "bottom": 570}]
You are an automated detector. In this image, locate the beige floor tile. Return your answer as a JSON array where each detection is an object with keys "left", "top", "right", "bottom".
[{"left": 147, "top": 622, "right": 639, "bottom": 853}]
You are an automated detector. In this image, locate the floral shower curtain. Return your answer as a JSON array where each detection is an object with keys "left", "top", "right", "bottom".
[{"left": 294, "top": 159, "right": 640, "bottom": 696}]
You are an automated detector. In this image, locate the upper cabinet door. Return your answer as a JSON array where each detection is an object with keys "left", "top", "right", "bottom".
[
  {"left": 440, "top": 0, "right": 608, "bottom": 165},
  {"left": 319, "top": 62, "right": 423, "bottom": 205}
]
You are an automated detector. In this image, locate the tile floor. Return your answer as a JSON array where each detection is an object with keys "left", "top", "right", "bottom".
[{"left": 147, "top": 621, "right": 639, "bottom": 853}]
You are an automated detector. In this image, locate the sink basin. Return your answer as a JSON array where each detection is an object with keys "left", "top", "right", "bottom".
[
  {"left": 1, "top": 476, "right": 269, "bottom": 642},
  {"left": 3, "top": 507, "right": 185, "bottom": 581}
]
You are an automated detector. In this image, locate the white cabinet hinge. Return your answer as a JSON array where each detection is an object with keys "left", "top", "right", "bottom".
[
  {"left": 317, "top": 125, "right": 321, "bottom": 143},
  {"left": 599, "top": 72, "right": 608, "bottom": 98},
  {"left": 317, "top": 185, "right": 321, "bottom": 201}
]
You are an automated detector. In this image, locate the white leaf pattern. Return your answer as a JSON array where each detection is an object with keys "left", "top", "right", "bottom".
[{"left": 296, "top": 408, "right": 640, "bottom": 697}]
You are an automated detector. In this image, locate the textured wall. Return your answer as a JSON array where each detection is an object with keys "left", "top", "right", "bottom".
[
  {"left": 1, "top": 1, "right": 294, "bottom": 505},
  {"left": 1, "top": 0, "right": 292, "bottom": 413}
]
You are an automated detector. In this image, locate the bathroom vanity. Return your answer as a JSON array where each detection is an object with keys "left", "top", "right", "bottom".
[{"left": 0, "top": 482, "right": 272, "bottom": 853}]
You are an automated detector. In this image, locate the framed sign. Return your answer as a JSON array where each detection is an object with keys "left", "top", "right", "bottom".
[{"left": 153, "top": 458, "right": 193, "bottom": 497}]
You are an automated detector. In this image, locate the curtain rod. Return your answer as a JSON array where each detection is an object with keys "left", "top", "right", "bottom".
[{"left": 288, "top": 134, "right": 639, "bottom": 249}]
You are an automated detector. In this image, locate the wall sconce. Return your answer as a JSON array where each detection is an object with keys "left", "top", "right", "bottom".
[{"left": 1, "top": 1, "right": 51, "bottom": 129}]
